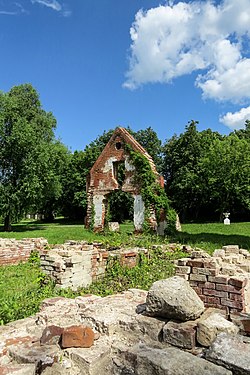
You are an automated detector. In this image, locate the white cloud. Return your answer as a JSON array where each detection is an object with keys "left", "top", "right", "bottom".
[
  {"left": 124, "top": 0, "right": 250, "bottom": 104},
  {"left": 220, "top": 106, "right": 250, "bottom": 129},
  {"left": 31, "top": 0, "right": 71, "bottom": 17},
  {"left": 31, "top": 0, "right": 61, "bottom": 12}
]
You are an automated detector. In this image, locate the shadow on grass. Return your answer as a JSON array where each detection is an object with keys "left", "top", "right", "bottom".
[
  {"left": 0, "top": 224, "right": 46, "bottom": 233},
  {"left": 0, "top": 218, "right": 85, "bottom": 233},
  {"left": 171, "top": 231, "right": 250, "bottom": 250}
]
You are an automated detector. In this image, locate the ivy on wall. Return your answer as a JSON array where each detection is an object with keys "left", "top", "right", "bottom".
[{"left": 127, "top": 146, "right": 170, "bottom": 224}]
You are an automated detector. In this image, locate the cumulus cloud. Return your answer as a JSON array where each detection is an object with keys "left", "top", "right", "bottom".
[
  {"left": 124, "top": 0, "right": 250, "bottom": 104},
  {"left": 220, "top": 107, "right": 250, "bottom": 129}
]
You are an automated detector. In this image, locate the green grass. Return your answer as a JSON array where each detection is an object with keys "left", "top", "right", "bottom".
[
  {"left": 0, "top": 249, "right": 181, "bottom": 325},
  {"left": 0, "top": 219, "right": 250, "bottom": 325},
  {"left": 0, "top": 219, "right": 249, "bottom": 252},
  {"left": 176, "top": 222, "right": 250, "bottom": 252}
]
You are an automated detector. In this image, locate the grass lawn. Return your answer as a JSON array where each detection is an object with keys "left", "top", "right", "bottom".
[
  {"left": 0, "top": 218, "right": 249, "bottom": 252},
  {"left": 177, "top": 222, "right": 250, "bottom": 252}
]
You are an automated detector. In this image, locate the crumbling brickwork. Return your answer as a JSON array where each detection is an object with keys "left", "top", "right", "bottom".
[
  {"left": 0, "top": 238, "right": 48, "bottom": 265},
  {"left": 175, "top": 245, "right": 250, "bottom": 316},
  {"left": 40, "top": 241, "right": 139, "bottom": 290},
  {"left": 85, "top": 127, "right": 164, "bottom": 232}
]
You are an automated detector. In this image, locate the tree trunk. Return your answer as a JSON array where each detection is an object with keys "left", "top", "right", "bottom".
[{"left": 4, "top": 214, "right": 12, "bottom": 232}]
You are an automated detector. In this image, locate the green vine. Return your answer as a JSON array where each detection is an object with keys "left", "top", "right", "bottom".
[{"left": 126, "top": 145, "right": 170, "bottom": 227}]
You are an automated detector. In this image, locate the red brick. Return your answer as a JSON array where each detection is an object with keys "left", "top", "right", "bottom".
[
  {"left": 206, "top": 296, "right": 220, "bottom": 305},
  {"left": 228, "top": 277, "right": 248, "bottom": 288},
  {"left": 175, "top": 266, "right": 191, "bottom": 274},
  {"left": 203, "top": 288, "right": 228, "bottom": 298},
  {"left": 203, "top": 259, "right": 220, "bottom": 269},
  {"left": 198, "top": 282, "right": 215, "bottom": 289},
  {"left": 216, "top": 284, "right": 242, "bottom": 294},
  {"left": 186, "top": 259, "right": 204, "bottom": 268},
  {"left": 61, "top": 326, "right": 95, "bottom": 349},
  {"left": 221, "top": 299, "right": 243, "bottom": 310},
  {"left": 229, "top": 293, "right": 244, "bottom": 302},
  {"left": 208, "top": 276, "right": 229, "bottom": 284}
]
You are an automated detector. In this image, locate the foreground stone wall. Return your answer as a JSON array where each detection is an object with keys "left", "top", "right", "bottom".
[
  {"left": 40, "top": 241, "right": 138, "bottom": 289},
  {"left": 1, "top": 278, "right": 250, "bottom": 374},
  {"left": 175, "top": 245, "right": 250, "bottom": 316},
  {"left": 0, "top": 238, "right": 48, "bottom": 266}
]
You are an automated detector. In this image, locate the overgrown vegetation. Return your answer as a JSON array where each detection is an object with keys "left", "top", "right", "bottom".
[
  {"left": 0, "top": 220, "right": 249, "bottom": 325},
  {"left": 127, "top": 146, "right": 177, "bottom": 232},
  {"left": 0, "top": 247, "right": 182, "bottom": 325}
]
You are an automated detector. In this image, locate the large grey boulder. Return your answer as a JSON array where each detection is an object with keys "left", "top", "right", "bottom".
[
  {"left": 197, "top": 312, "right": 239, "bottom": 347},
  {"left": 115, "top": 344, "right": 232, "bottom": 375},
  {"left": 146, "top": 276, "right": 205, "bottom": 321},
  {"left": 206, "top": 333, "right": 250, "bottom": 375}
]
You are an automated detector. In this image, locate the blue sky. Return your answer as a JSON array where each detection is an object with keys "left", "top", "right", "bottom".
[{"left": 1, "top": 0, "right": 250, "bottom": 151}]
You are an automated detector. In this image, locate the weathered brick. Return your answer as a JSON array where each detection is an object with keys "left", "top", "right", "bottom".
[
  {"left": 186, "top": 259, "right": 204, "bottom": 268},
  {"left": 203, "top": 259, "right": 220, "bottom": 269},
  {"left": 203, "top": 288, "right": 228, "bottom": 298},
  {"left": 175, "top": 266, "right": 191, "bottom": 274},
  {"left": 216, "top": 284, "right": 242, "bottom": 294},
  {"left": 189, "top": 274, "right": 207, "bottom": 282},
  {"left": 221, "top": 298, "right": 243, "bottom": 309},
  {"left": 198, "top": 282, "right": 215, "bottom": 289},
  {"left": 206, "top": 296, "right": 220, "bottom": 305},
  {"left": 177, "top": 258, "right": 190, "bottom": 266},
  {"left": 228, "top": 276, "right": 248, "bottom": 289},
  {"left": 192, "top": 267, "right": 219, "bottom": 276},
  {"left": 163, "top": 320, "right": 197, "bottom": 350},
  {"left": 220, "top": 266, "right": 236, "bottom": 276},
  {"left": 229, "top": 293, "right": 244, "bottom": 302},
  {"left": 61, "top": 325, "right": 95, "bottom": 349},
  {"left": 208, "top": 275, "right": 229, "bottom": 284}
]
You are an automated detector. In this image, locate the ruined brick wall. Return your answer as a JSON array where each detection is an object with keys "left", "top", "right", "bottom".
[
  {"left": 86, "top": 127, "right": 161, "bottom": 232},
  {"left": 0, "top": 238, "right": 48, "bottom": 266},
  {"left": 40, "top": 241, "right": 138, "bottom": 290},
  {"left": 175, "top": 245, "right": 250, "bottom": 316}
]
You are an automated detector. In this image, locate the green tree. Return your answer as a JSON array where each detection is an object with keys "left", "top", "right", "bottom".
[
  {"left": 199, "top": 134, "right": 250, "bottom": 218},
  {"left": 38, "top": 141, "right": 71, "bottom": 221},
  {"left": 0, "top": 84, "right": 57, "bottom": 230},
  {"left": 163, "top": 121, "right": 222, "bottom": 221}
]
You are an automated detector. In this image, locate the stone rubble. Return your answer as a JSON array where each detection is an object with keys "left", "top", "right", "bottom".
[
  {"left": 146, "top": 276, "right": 205, "bottom": 321},
  {"left": 1, "top": 275, "right": 250, "bottom": 374}
]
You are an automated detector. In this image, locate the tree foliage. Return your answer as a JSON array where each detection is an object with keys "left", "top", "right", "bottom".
[
  {"left": 0, "top": 84, "right": 58, "bottom": 230},
  {"left": 163, "top": 120, "right": 250, "bottom": 222}
]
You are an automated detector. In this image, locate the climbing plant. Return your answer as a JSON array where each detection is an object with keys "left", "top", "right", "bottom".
[{"left": 127, "top": 146, "right": 173, "bottom": 230}]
